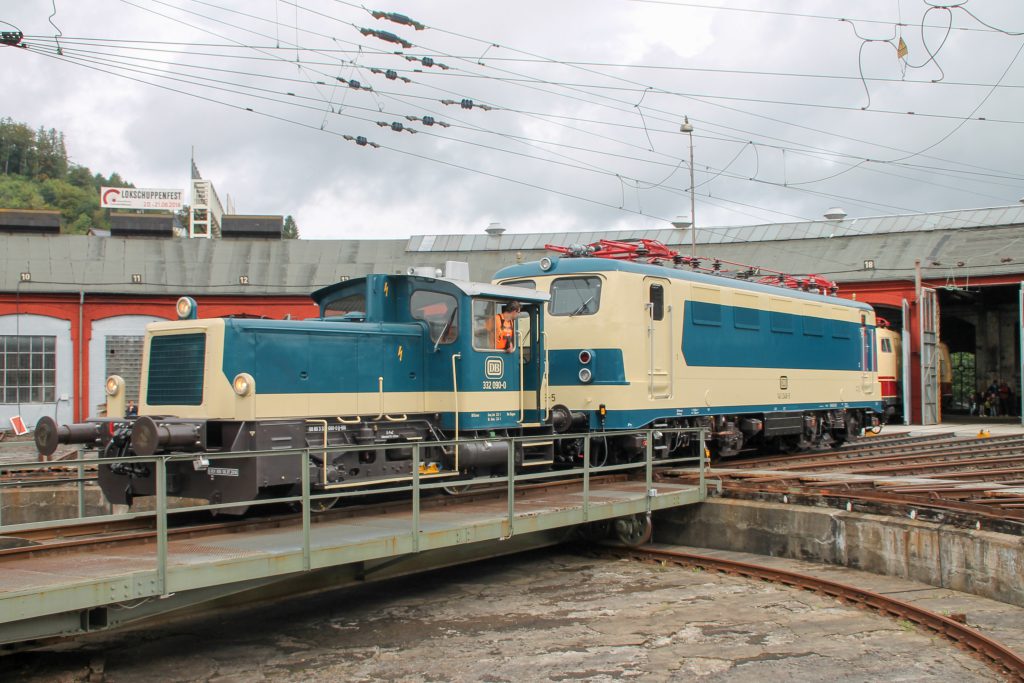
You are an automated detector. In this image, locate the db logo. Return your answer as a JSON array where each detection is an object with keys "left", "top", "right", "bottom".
[{"left": 485, "top": 356, "right": 504, "bottom": 378}]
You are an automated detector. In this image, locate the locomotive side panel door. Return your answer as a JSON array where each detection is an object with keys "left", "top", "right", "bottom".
[{"left": 644, "top": 277, "right": 673, "bottom": 400}]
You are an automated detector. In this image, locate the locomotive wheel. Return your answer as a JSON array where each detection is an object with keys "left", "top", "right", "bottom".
[
  {"left": 614, "top": 513, "right": 652, "bottom": 547},
  {"left": 442, "top": 483, "right": 472, "bottom": 495}
]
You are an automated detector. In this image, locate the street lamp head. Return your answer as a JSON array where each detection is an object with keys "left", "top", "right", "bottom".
[
  {"left": 824, "top": 207, "right": 847, "bottom": 221},
  {"left": 680, "top": 115, "right": 694, "bottom": 133},
  {"left": 671, "top": 215, "right": 692, "bottom": 229}
]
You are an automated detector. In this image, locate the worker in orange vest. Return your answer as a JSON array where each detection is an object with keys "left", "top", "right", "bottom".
[{"left": 495, "top": 301, "right": 521, "bottom": 352}]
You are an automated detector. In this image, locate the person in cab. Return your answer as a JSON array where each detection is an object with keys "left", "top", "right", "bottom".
[{"left": 495, "top": 301, "right": 521, "bottom": 352}]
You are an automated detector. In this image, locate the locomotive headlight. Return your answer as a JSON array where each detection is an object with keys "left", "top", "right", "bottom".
[
  {"left": 578, "top": 349, "right": 594, "bottom": 364},
  {"left": 176, "top": 296, "right": 197, "bottom": 320},
  {"left": 232, "top": 373, "right": 254, "bottom": 396},
  {"left": 539, "top": 257, "right": 553, "bottom": 271},
  {"left": 578, "top": 367, "right": 593, "bottom": 384},
  {"left": 105, "top": 375, "right": 124, "bottom": 397}
]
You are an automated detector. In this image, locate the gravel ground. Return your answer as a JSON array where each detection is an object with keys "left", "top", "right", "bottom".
[{"left": 0, "top": 547, "right": 1003, "bottom": 682}]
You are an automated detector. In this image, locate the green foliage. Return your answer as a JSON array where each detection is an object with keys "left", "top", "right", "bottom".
[
  {"left": 283, "top": 214, "right": 299, "bottom": 239},
  {"left": 0, "top": 174, "right": 47, "bottom": 209},
  {"left": 0, "top": 117, "right": 133, "bottom": 233}
]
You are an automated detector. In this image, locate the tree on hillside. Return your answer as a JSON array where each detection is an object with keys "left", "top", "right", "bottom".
[
  {"left": 283, "top": 214, "right": 299, "bottom": 239},
  {"left": 0, "top": 117, "right": 136, "bottom": 233}
]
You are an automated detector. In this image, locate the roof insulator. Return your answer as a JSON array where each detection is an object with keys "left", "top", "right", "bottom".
[{"left": 358, "top": 28, "right": 412, "bottom": 49}]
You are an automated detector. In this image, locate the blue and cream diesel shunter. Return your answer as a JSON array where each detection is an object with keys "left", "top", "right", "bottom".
[{"left": 35, "top": 273, "right": 551, "bottom": 511}]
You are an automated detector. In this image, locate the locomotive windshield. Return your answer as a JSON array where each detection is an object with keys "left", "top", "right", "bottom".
[
  {"left": 549, "top": 277, "right": 602, "bottom": 316},
  {"left": 410, "top": 290, "right": 459, "bottom": 344}
]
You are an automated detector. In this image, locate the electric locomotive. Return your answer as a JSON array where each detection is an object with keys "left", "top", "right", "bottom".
[
  {"left": 35, "top": 271, "right": 551, "bottom": 512},
  {"left": 494, "top": 240, "right": 884, "bottom": 460}
]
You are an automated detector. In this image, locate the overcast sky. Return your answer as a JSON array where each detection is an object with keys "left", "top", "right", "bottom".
[{"left": 2, "top": 1, "right": 1023, "bottom": 240}]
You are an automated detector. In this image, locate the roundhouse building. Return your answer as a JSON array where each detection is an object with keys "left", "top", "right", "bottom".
[{"left": 2, "top": 204, "right": 1023, "bottom": 430}]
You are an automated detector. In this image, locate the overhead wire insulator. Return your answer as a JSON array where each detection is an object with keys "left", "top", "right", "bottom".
[
  {"left": 370, "top": 10, "right": 426, "bottom": 31},
  {"left": 370, "top": 67, "right": 410, "bottom": 83},
  {"left": 1, "top": 31, "right": 25, "bottom": 47},
  {"left": 442, "top": 99, "right": 494, "bottom": 111},
  {"left": 377, "top": 121, "right": 417, "bottom": 134},
  {"left": 343, "top": 135, "right": 380, "bottom": 148},
  {"left": 359, "top": 27, "right": 412, "bottom": 49},
  {"left": 405, "top": 115, "right": 451, "bottom": 128},
  {"left": 404, "top": 55, "right": 449, "bottom": 70}
]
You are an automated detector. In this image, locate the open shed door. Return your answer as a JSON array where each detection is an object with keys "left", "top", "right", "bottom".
[{"left": 919, "top": 287, "right": 940, "bottom": 425}]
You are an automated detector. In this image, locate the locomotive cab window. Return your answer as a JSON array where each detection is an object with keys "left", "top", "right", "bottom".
[
  {"left": 323, "top": 292, "right": 366, "bottom": 319},
  {"left": 410, "top": 290, "right": 458, "bottom": 344},
  {"left": 649, "top": 284, "right": 664, "bottom": 321},
  {"left": 549, "top": 277, "right": 601, "bottom": 316},
  {"left": 473, "top": 300, "right": 529, "bottom": 359},
  {"left": 501, "top": 279, "right": 536, "bottom": 291}
]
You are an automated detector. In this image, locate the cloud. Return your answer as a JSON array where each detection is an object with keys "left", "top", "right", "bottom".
[{"left": 3, "top": 0, "right": 1021, "bottom": 239}]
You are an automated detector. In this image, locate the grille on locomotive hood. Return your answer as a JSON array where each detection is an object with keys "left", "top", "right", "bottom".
[{"left": 146, "top": 333, "right": 206, "bottom": 405}]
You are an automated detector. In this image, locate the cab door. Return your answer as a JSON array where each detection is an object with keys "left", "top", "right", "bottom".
[
  {"left": 644, "top": 277, "right": 673, "bottom": 399},
  {"left": 514, "top": 303, "right": 546, "bottom": 424},
  {"left": 462, "top": 299, "right": 522, "bottom": 430}
]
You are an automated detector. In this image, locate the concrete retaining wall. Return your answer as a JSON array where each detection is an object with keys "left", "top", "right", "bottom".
[
  {"left": 1, "top": 486, "right": 111, "bottom": 526},
  {"left": 656, "top": 498, "right": 1024, "bottom": 607}
]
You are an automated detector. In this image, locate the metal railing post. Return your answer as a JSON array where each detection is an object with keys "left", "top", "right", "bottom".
[
  {"left": 645, "top": 430, "right": 654, "bottom": 513},
  {"left": 411, "top": 444, "right": 420, "bottom": 553},
  {"left": 699, "top": 429, "right": 707, "bottom": 499},
  {"left": 301, "top": 449, "right": 311, "bottom": 571},
  {"left": 77, "top": 449, "right": 85, "bottom": 519},
  {"left": 155, "top": 457, "right": 168, "bottom": 595},
  {"left": 503, "top": 438, "right": 515, "bottom": 539},
  {"left": 582, "top": 436, "right": 591, "bottom": 521}
]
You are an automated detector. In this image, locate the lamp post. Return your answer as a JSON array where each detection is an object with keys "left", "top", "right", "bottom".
[{"left": 680, "top": 116, "right": 696, "bottom": 258}]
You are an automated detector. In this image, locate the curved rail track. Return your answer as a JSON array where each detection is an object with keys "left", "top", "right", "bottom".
[
  {"left": 619, "top": 546, "right": 1024, "bottom": 681},
  {"left": 663, "top": 431, "right": 1024, "bottom": 532}
]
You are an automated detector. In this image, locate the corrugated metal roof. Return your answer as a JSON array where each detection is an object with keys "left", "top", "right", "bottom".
[
  {"left": 407, "top": 204, "right": 1024, "bottom": 252},
  {"left": 2, "top": 205, "right": 1023, "bottom": 296}
]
